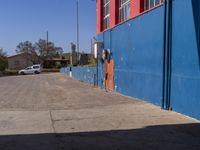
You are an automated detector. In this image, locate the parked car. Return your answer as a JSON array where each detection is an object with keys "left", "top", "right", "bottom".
[{"left": 18, "top": 64, "right": 41, "bottom": 75}]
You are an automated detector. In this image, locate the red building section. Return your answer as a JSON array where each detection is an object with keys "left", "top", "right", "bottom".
[
  {"left": 97, "top": 0, "right": 164, "bottom": 34},
  {"left": 96, "top": 0, "right": 103, "bottom": 33}
]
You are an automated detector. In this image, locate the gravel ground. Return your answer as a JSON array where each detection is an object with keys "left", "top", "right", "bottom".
[{"left": 0, "top": 73, "right": 199, "bottom": 150}]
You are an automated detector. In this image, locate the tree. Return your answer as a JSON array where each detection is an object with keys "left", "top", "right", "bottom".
[
  {"left": 35, "top": 39, "right": 63, "bottom": 62},
  {"left": 16, "top": 41, "right": 38, "bottom": 66},
  {"left": 16, "top": 41, "right": 36, "bottom": 54},
  {"left": 0, "top": 49, "right": 8, "bottom": 71}
]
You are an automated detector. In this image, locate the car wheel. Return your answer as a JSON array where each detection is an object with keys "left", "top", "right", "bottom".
[
  {"left": 20, "top": 72, "right": 25, "bottom": 75},
  {"left": 34, "top": 71, "right": 39, "bottom": 74}
]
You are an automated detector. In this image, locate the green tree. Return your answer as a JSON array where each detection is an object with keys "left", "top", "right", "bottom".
[
  {"left": 0, "top": 49, "right": 8, "bottom": 71},
  {"left": 16, "top": 41, "right": 36, "bottom": 54},
  {"left": 35, "top": 39, "right": 63, "bottom": 62},
  {"left": 16, "top": 41, "right": 38, "bottom": 66}
]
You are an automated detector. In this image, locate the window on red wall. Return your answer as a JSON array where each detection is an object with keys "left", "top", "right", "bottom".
[
  {"left": 142, "top": 0, "right": 164, "bottom": 12},
  {"left": 103, "top": 0, "right": 110, "bottom": 30},
  {"left": 119, "top": 0, "right": 130, "bottom": 23}
]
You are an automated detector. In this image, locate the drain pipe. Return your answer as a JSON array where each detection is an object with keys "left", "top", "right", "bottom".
[
  {"left": 162, "top": 0, "right": 173, "bottom": 110},
  {"left": 166, "top": 0, "right": 173, "bottom": 110},
  {"left": 162, "top": 0, "right": 168, "bottom": 109}
]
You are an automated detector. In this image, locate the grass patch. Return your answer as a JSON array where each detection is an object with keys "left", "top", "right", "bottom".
[
  {"left": 0, "top": 70, "right": 18, "bottom": 77},
  {"left": 42, "top": 68, "right": 60, "bottom": 73}
]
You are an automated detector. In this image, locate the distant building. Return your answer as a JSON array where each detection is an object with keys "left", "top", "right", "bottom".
[
  {"left": 79, "top": 53, "right": 93, "bottom": 66},
  {"left": 43, "top": 53, "right": 71, "bottom": 68},
  {"left": 62, "top": 53, "right": 71, "bottom": 60},
  {"left": 8, "top": 52, "right": 39, "bottom": 70},
  {"left": 70, "top": 51, "right": 94, "bottom": 66},
  {"left": 43, "top": 58, "right": 70, "bottom": 68},
  {"left": 70, "top": 50, "right": 78, "bottom": 66}
]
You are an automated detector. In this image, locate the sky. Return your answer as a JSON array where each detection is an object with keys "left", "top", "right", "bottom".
[{"left": 0, "top": 0, "right": 96, "bottom": 56}]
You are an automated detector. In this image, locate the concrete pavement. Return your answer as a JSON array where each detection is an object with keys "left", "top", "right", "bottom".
[{"left": 0, "top": 73, "right": 199, "bottom": 150}]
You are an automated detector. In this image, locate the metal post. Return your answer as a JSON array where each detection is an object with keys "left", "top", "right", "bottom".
[
  {"left": 96, "top": 58, "right": 98, "bottom": 86},
  {"left": 46, "top": 31, "right": 49, "bottom": 52},
  {"left": 76, "top": 0, "right": 80, "bottom": 65},
  {"left": 46, "top": 31, "right": 49, "bottom": 46}
]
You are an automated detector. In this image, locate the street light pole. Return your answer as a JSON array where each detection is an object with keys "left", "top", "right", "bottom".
[
  {"left": 46, "top": 31, "right": 49, "bottom": 48},
  {"left": 76, "top": 0, "right": 80, "bottom": 64},
  {"left": 76, "top": 0, "right": 95, "bottom": 65}
]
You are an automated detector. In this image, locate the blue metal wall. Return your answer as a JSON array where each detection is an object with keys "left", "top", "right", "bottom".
[
  {"left": 170, "top": 0, "right": 200, "bottom": 120},
  {"left": 60, "top": 67, "right": 97, "bottom": 86},
  {"left": 97, "top": 0, "right": 200, "bottom": 120},
  {"left": 98, "top": 6, "right": 165, "bottom": 106},
  {"left": 60, "top": 67, "right": 70, "bottom": 76}
]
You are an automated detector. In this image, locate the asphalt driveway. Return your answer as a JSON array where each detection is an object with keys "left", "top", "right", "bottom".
[{"left": 0, "top": 73, "right": 199, "bottom": 150}]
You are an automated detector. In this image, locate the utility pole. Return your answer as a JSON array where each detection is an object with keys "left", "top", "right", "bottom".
[
  {"left": 46, "top": 31, "right": 49, "bottom": 49},
  {"left": 76, "top": 0, "right": 80, "bottom": 64},
  {"left": 75, "top": 0, "right": 94, "bottom": 64}
]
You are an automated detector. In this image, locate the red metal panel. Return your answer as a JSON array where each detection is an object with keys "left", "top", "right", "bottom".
[
  {"left": 97, "top": 0, "right": 163, "bottom": 33},
  {"left": 110, "top": 0, "right": 118, "bottom": 28},
  {"left": 131, "top": 0, "right": 141, "bottom": 18}
]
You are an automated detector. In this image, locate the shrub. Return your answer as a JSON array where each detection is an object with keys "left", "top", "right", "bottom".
[
  {"left": 0, "top": 70, "right": 18, "bottom": 77},
  {"left": 0, "top": 56, "right": 7, "bottom": 72}
]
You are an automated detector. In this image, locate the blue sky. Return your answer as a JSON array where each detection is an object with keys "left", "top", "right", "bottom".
[{"left": 0, "top": 0, "right": 96, "bottom": 55}]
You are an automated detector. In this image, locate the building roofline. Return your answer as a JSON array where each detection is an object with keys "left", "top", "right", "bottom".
[{"left": 8, "top": 52, "right": 38, "bottom": 58}]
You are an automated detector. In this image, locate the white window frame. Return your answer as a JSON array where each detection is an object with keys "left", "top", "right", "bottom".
[
  {"left": 103, "top": 0, "right": 110, "bottom": 30},
  {"left": 119, "top": 0, "right": 130, "bottom": 23},
  {"left": 144, "top": 0, "right": 164, "bottom": 11}
]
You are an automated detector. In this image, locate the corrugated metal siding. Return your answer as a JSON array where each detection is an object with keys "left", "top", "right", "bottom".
[
  {"left": 98, "top": 6, "right": 165, "bottom": 106},
  {"left": 96, "top": 0, "right": 200, "bottom": 120},
  {"left": 61, "top": 67, "right": 97, "bottom": 86},
  {"left": 170, "top": 0, "right": 200, "bottom": 120}
]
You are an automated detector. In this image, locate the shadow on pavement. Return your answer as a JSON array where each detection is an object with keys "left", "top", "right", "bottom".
[{"left": 0, "top": 123, "right": 200, "bottom": 150}]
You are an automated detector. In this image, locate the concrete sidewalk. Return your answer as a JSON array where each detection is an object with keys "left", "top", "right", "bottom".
[{"left": 0, "top": 73, "right": 199, "bottom": 150}]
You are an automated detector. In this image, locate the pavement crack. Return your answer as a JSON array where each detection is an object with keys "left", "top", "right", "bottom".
[
  {"left": 49, "top": 110, "right": 57, "bottom": 133},
  {"left": 52, "top": 115, "right": 106, "bottom": 122}
]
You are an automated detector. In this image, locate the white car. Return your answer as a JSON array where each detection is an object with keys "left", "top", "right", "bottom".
[{"left": 18, "top": 65, "right": 41, "bottom": 75}]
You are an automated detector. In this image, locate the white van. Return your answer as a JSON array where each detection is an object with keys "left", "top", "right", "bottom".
[{"left": 18, "top": 64, "right": 41, "bottom": 75}]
